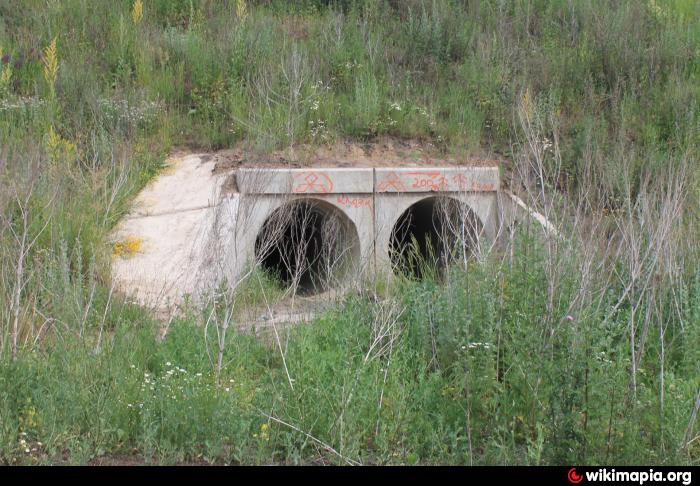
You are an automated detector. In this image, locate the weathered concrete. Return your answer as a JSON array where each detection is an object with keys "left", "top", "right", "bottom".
[
  {"left": 237, "top": 167, "right": 374, "bottom": 194},
  {"left": 225, "top": 166, "right": 501, "bottom": 286},
  {"left": 111, "top": 156, "right": 528, "bottom": 311},
  {"left": 110, "top": 154, "right": 229, "bottom": 308},
  {"left": 374, "top": 167, "right": 499, "bottom": 193}
]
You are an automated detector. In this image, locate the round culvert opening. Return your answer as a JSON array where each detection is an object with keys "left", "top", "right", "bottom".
[
  {"left": 389, "top": 196, "right": 483, "bottom": 280},
  {"left": 254, "top": 199, "right": 360, "bottom": 295}
]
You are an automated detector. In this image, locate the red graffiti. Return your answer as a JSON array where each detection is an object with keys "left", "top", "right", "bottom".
[
  {"left": 406, "top": 172, "right": 449, "bottom": 191},
  {"left": 470, "top": 181, "right": 495, "bottom": 191},
  {"left": 452, "top": 173, "right": 470, "bottom": 191},
  {"left": 337, "top": 195, "right": 372, "bottom": 209},
  {"left": 293, "top": 171, "right": 334, "bottom": 193},
  {"left": 377, "top": 171, "right": 406, "bottom": 192},
  {"left": 452, "top": 173, "right": 495, "bottom": 192}
]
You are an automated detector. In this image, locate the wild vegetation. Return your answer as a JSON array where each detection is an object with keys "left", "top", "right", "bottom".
[{"left": 0, "top": 0, "right": 698, "bottom": 465}]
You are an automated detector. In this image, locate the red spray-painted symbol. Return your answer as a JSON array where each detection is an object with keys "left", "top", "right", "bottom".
[{"left": 293, "top": 171, "right": 334, "bottom": 193}]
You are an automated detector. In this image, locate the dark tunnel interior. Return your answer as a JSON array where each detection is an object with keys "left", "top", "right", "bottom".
[
  {"left": 255, "top": 200, "right": 357, "bottom": 295},
  {"left": 389, "top": 197, "right": 481, "bottom": 280}
]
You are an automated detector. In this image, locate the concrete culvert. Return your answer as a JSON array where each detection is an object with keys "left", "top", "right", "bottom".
[
  {"left": 254, "top": 199, "right": 360, "bottom": 295},
  {"left": 389, "top": 196, "right": 483, "bottom": 280}
]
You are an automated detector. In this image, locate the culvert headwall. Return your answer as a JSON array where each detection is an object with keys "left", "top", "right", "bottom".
[
  {"left": 226, "top": 166, "right": 501, "bottom": 291},
  {"left": 110, "top": 154, "right": 562, "bottom": 310}
]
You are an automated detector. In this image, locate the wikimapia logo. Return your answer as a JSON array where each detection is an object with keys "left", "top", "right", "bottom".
[
  {"left": 567, "top": 467, "right": 692, "bottom": 485},
  {"left": 568, "top": 468, "right": 584, "bottom": 484}
]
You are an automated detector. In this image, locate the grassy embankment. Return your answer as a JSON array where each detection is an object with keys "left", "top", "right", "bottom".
[{"left": 0, "top": 0, "right": 698, "bottom": 464}]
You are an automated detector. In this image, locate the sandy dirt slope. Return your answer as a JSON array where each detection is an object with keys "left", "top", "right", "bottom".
[{"left": 206, "top": 136, "right": 500, "bottom": 172}]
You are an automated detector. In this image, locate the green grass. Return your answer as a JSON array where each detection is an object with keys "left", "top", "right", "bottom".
[
  {"left": 0, "top": 234, "right": 697, "bottom": 465},
  {"left": 0, "top": 0, "right": 698, "bottom": 465}
]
